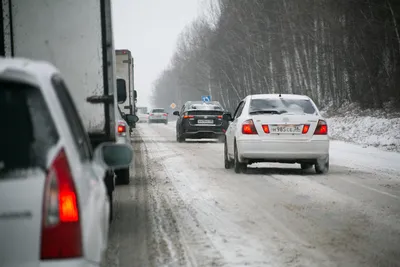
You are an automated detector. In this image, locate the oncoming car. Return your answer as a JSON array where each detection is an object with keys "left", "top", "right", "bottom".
[
  {"left": 224, "top": 94, "right": 329, "bottom": 174},
  {"left": 148, "top": 108, "right": 168, "bottom": 124}
]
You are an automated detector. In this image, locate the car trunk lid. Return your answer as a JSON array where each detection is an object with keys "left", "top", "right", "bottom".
[
  {"left": 252, "top": 114, "right": 319, "bottom": 140},
  {"left": 0, "top": 169, "right": 46, "bottom": 267}
]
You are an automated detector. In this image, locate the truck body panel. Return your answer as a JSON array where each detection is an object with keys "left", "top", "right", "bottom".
[
  {"left": 115, "top": 49, "right": 134, "bottom": 116},
  {"left": 3, "top": 0, "right": 116, "bottom": 139}
]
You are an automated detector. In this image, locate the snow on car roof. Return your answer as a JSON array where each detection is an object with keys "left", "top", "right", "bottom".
[
  {"left": 0, "top": 57, "right": 59, "bottom": 89},
  {"left": 250, "top": 94, "right": 310, "bottom": 100}
]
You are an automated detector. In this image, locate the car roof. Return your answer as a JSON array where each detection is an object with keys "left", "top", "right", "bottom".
[
  {"left": 185, "top": 100, "right": 221, "bottom": 105},
  {"left": 248, "top": 94, "right": 311, "bottom": 100},
  {"left": 0, "top": 57, "right": 59, "bottom": 88}
]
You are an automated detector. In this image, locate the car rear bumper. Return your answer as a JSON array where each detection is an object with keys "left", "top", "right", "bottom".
[
  {"left": 149, "top": 118, "right": 167, "bottom": 122},
  {"left": 40, "top": 258, "right": 99, "bottom": 267},
  {"left": 183, "top": 125, "right": 225, "bottom": 138},
  {"left": 237, "top": 139, "right": 329, "bottom": 162}
]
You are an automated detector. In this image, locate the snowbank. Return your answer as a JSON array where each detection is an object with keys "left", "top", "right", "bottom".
[{"left": 322, "top": 103, "right": 400, "bottom": 152}]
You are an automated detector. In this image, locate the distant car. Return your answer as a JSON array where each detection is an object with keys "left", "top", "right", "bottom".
[
  {"left": 137, "top": 112, "right": 149, "bottom": 123},
  {"left": 224, "top": 94, "right": 329, "bottom": 174},
  {"left": 148, "top": 108, "right": 168, "bottom": 124},
  {"left": 115, "top": 107, "right": 133, "bottom": 184},
  {"left": 173, "top": 101, "right": 230, "bottom": 142},
  {"left": 0, "top": 58, "right": 133, "bottom": 266}
]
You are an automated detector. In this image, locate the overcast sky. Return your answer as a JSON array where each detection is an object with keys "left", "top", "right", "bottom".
[{"left": 111, "top": 0, "right": 205, "bottom": 108}]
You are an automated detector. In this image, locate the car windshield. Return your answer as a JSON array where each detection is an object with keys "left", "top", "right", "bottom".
[
  {"left": 152, "top": 108, "right": 165, "bottom": 113},
  {"left": 249, "top": 98, "right": 317, "bottom": 115}
]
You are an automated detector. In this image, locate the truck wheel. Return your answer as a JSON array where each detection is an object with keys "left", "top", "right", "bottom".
[{"left": 115, "top": 168, "right": 130, "bottom": 185}]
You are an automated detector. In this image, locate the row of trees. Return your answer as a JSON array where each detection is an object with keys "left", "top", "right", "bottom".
[{"left": 152, "top": 0, "right": 400, "bottom": 112}]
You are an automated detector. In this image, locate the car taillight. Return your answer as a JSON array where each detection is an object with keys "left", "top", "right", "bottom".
[
  {"left": 217, "top": 115, "right": 223, "bottom": 119},
  {"left": 302, "top": 124, "right": 310, "bottom": 134},
  {"left": 242, "top": 119, "right": 258, "bottom": 134},
  {"left": 150, "top": 113, "right": 154, "bottom": 116},
  {"left": 118, "top": 123, "right": 126, "bottom": 134},
  {"left": 163, "top": 113, "right": 168, "bottom": 116},
  {"left": 41, "top": 148, "right": 82, "bottom": 259},
  {"left": 262, "top": 125, "right": 270, "bottom": 133},
  {"left": 314, "top": 120, "right": 328, "bottom": 135},
  {"left": 183, "top": 115, "right": 194, "bottom": 119}
]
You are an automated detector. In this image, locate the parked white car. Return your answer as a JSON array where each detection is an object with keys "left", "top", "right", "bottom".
[
  {"left": 224, "top": 94, "right": 329, "bottom": 174},
  {"left": 0, "top": 58, "right": 133, "bottom": 267}
]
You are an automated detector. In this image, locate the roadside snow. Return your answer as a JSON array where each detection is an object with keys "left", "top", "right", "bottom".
[{"left": 322, "top": 103, "right": 400, "bottom": 152}]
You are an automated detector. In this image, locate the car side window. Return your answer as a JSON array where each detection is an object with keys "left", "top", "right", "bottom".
[
  {"left": 51, "top": 75, "right": 93, "bottom": 161},
  {"left": 233, "top": 101, "right": 245, "bottom": 119}
]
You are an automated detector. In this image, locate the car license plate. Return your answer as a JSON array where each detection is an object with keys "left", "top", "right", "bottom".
[
  {"left": 198, "top": 119, "right": 213, "bottom": 124},
  {"left": 270, "top": 125, "right": 302, "bottom": 133}
]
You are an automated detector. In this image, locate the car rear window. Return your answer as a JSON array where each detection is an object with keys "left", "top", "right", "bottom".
[
  {"left": 249, "top": 98, "right": 317, "bottom": 115},
  {"left": 188, "top": 102, "right": 223, "bottom": 110},
  {"left": 152, "top": 109, "right": 165, "bottom": 113},
  {"left": 0, "top": 81, "right": 59, "bottom": 175}
]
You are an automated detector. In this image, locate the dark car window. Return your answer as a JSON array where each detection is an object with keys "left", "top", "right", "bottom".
[
  {"left": 152, "top": 108, "right": 165, "bottom": 113},
  {"left": 52, "top": 75, "right": 92, "bottom": 161},
  {"left": 233, "top": 101, "right": 245, "bottom": 119},
  {"left": 0, "top": 81, "right": 59, "bottom": 174}
]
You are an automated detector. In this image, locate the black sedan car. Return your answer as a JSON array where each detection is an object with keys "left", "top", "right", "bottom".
[{"left": 173, "top": 101, "right": 231, "bottom": 142}]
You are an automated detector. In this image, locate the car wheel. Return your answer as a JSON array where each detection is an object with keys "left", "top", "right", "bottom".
[
  {"left": 234, "top": 141, "right": 246, "bottom": 173},
  {"left": 218, "top": 135, "right": 225, "bottom": 143},
  {"left": 177, "top": 130, "right": 185, "bottom": 143},
  {"left": 108, "top": 192, "right": 113, "bottom": 223},
  {"left": 315, "top": 156, "right": 329, "bottom": 174},
  {"left": 301, "top": 163, "right": 313, "bottom": 170},
  {"left": 224, "top": 139, "right": 233, "bottom": 169},
  {"left": 115, "top": 168, "right": 130, "bottom": 185}
]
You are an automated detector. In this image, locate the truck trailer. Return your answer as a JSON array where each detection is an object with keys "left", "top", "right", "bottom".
[{"left": 115, "top": 49, "right": 137, "bottom": 128}]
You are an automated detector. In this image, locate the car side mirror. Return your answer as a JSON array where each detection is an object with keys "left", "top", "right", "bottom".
[
  {"left": 223, "top": 112, "right": 233, "bottom": 121},
  {"left": 93, "top": 142, "right": 133, "bottom": 170},
  {"left": 116, "top": 78, "right": 127, "bottom": 103},
  {"left": 125, "top": 114, "right": 139, "bottom": 125},
  {"left": 173, "top": 111, "right": 179, "bottom": 116}
]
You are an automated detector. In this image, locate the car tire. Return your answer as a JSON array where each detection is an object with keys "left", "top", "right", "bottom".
[
  {"left": 165, "top": 121, "right": 168, "bottom": 125},
  {"left": 115, "top": 168, "right": 130, "bottom": 185},
  {"left": 301, "top": 163, "right": 313, "bottom": 170},
  {"left": 108, "top": 192, "right": 113, "bottom": 223},
  {"left": 315, "top": 156, "right": 329, "bottom": 174},
  {"left": 234, "top": 141, "right": 246, "bottom": 173},
  {"left": 218, "top": 135, "right": 225, "bottom": 143},
  {"left": 224, "top": 139, "right": 233, "bottom": 169},
  {"left": 178, "top": 134, "right": 185, "bottom": 143}
]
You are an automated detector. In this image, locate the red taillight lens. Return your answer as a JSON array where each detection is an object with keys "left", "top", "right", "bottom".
[
  {"left": 217, "top": 115, "right": 223, "bottom": 119},
  {"left": 262, "top": 125, "right": 270, "bottom": 133},
  {"left": 302, "top": 124, "right": 310, "bottom": 134},
  {"left": 118, "top": 123, "right": 126, "bottom": 134},
  {"left": 314, "top": 120, "right": 328, "bottom": 135},
  {"left": 242, "top": 119, "right": 258, "bottom": 134},
  {"left": 150, "top": 113, "right": 154, "bottom": 116},
  {"left": 41, "top": 149, "right": 82, "bottom": 259},
  {"left": 163, "top": 113, "right": 168, "bottom": 116},
  {"left": 183, "top": 115, "right": 194, "bottom": 119}
]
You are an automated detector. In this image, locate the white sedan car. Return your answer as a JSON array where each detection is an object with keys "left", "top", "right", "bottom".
[
  {"left": 0, "top": 58, "right": 133, "bottom": 267},
  {"left": 224, "top": 94, "right": 329, "bottom": 174}
]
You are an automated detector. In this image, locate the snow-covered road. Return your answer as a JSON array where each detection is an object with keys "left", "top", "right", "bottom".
[{"left": 104, "top": 122, "right": 400, "bottom": 267}]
